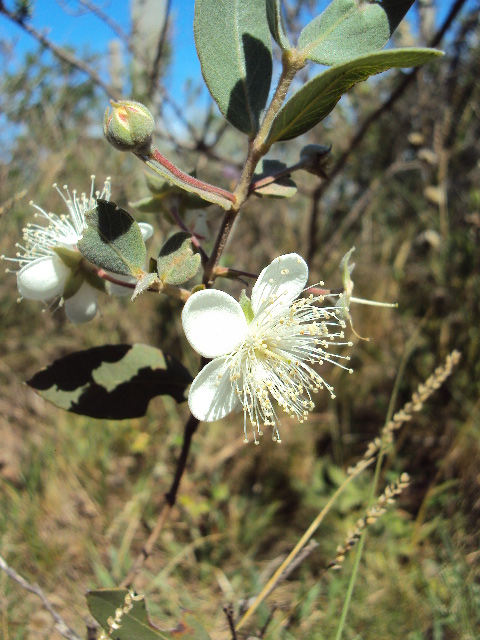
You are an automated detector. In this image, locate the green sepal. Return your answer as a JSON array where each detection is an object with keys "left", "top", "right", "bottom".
[
  {"left": 84, "top": 270, "right": 107, "bottom": 294},
  {"left": 190, "top": 284, "right": 206, "bottom": 295},
  {"left": 78, "top": 199, "right": 147, "bottom": 278},
  {"left": 53, "top": 246, "right": 83, "bottom": 270},
  {"left": 62, "top": 270, "right": 84, "bottom": 300},
  {"left": 157, "top": 232, "right": 201, "bottom": 286},
  {"left": 239, "top": 290, "right": 254, "bottom": 323}
]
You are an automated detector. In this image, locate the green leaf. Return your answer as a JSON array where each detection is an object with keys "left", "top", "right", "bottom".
[
  {"left": 267, "top": 48, "right": 443, "bottom": 143},
  {"left": 297, "top": 0, "right": 415, "bottom": 66},
  {"left": 86, "top": 590, "right": 212, "bottom": 640},
  {"left": 78, "top": 199, "right": 146, "bottom": 277},
  {"left": 27, "top": 344, "right": 193, "bottom": 419},
  {"left": 194, "top": 0, "right": 273, "bottom": 136},
  {"left": 252, "top": 159, "right": 297, "bottom": 198},
  {"left": 157, "top": 232, "right": 201, "bottom": 285},
  {"left": 266, "top": 0, "right": 291, "bottom": 51}
]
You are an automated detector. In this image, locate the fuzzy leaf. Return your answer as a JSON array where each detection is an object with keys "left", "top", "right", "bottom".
[
  {"left": 78, "top": 199, "right": 146, "bottom": 277},
  {"left": 266, "top": 0, "right": 291, "bottom": 51},
  {"left": 194, "top": 0, "right": 273, "bottom": 136},
  {"left": 27, "top": 344, "right": 193, "bottom": 419},
  {"left": 157, "top": 232, "right": 201, "bottom": 285},
  {"left": 253, "top": 159, "right": 297, "bottom": 198},
  {"left": 297, "top": 0, "right": 415, "bottom": 66},
  {"left": 267, "top": 48, "right": 443, "bottom": 143},
  {"left": 86, "top": 589, "right": 211, "bottom": 640}
]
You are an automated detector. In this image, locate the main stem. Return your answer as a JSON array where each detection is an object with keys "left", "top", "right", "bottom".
[{"left": 203, "top": 49, "right": 305, "bottom": 285}]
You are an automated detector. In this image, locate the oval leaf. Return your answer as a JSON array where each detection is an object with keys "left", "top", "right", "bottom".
[
  {"left": 253, "top": 159, "right": 297, "bottom": 198},
  {"left": 266, "top": 0, "right": 291, "bottom": 51},
  {"left": 157, "top": 232, "right": 201, "bottom": 285},
  {"left": 297, "top": 0, "right": 415, "bottom": 66},
  {"left": 194, "top": 0, "right": 273, "bottom": 136},
  {"left": 78, "top": 199, "right": 146, "bottom": 277},
  {"left": 27, "top": 344, "right": 193, "bottom": 419},
  {"left": 267, "top": 48, "right": 443, "bottom": 143}
]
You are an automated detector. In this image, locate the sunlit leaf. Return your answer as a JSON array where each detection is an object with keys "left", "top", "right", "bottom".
[
  {"left": 267, "top": 48, "right": 443, "bottom": 143},
  {"left": 78, "top": 199, "right": 146, "bottom": 277},
  {"left": 157, "top": 232, "right": 201, "bottom": 285},
  {"left": 297, "top": 0, "right": 415, "bottom": 66},
  {"left": 27, "top": 344, "right": 193, "bottom": 419},
  {"left": 194, "top": 0, "right": 273, "bottom": 135}
]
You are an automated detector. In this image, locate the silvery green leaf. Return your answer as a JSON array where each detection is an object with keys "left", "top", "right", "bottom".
[
  {"left": 194, "top": 0, "right": 273, "bottom": 135},
  {"left": 297, "top": 0, "right": 415, "bottom": 66},
  {"left": 78, "top": 199, "right": 146, "bottom": 277},
  {"left": 267, "top": 48, "right": 443, "bottom": 143},
  {"left": 157, "top": 232, "right": 201, "bottom": 285}
]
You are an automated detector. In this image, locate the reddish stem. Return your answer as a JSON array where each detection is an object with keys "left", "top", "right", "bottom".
[{"left": 151, "top": 147, "right": 236, "bottom": 204}]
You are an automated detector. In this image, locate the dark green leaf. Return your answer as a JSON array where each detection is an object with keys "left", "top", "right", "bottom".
[
  {"left": 266, "top": 0, "right": 291, "bottom": 51},
  {"left": 27, "top": 344, "right": 193, "bottom": 419},
  {"left": 78, "top": 199, "right": 146, "bottom": 277},
  {"left": 194, "top": 0, "right": 273, "bottom": 135},
  {"left": 267, "top": 48, "right": 443, "bottom": 143},
  {"left": 253, "top": 159, "right": 297, "bottom": 198},
  {"left": 297, "top": 0, "right": 415, "bottom": 66},
  {"left": 157, "top": 232, "right": 201, "bottom": 285}
]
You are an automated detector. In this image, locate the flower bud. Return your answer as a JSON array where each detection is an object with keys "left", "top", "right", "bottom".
[
  {"left": 299, "top": 144, "right": 331, "bottom": 177},
  {"left": 103, "top": 99, "right": 155, "bottom": 155}
]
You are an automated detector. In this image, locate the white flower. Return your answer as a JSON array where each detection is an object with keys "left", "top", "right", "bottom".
[
  {"left": 2, "top": 177, "right": 153, "bottom": 323},
  {"left": 182, "top": 253, "right": 353, "bottom": 443}
]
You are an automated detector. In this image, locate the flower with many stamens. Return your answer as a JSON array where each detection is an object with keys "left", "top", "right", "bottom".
[
  {"left": 2, "top": 177, "right": 153, "bottom": 323},
  {"left": 182, "top": 253, "right": 353, "bottom": 443}
]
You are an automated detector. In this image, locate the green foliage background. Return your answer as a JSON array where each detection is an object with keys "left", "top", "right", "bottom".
[{"left": 0, "top": 1, "right": 479, "bottom": 638}]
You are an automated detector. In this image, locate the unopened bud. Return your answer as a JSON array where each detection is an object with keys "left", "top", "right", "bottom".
[
  {"left": 103, "top": 99, "right": 155, "bottom": 155},
  {"left": 299, "top": 144, "right": 331, "bottom": 177}
]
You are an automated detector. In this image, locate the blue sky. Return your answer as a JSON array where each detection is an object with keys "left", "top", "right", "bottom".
[{"left": 0, "top": 0, "right": 471, "bottom": 106}]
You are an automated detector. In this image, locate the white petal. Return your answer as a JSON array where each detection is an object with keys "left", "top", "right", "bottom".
[
  {"left": 64, "top": 281, "right": 98, "bottom": 323},
  {"left": 139, "top": 222, "right": 154, "bottom": 242},
  {"left": 251, "top": 253, "right": 308, "bottom": 315},
  {"left": 17, "top": 256, "right": 69, "bottom": 301},
  {"left": 182, "top": 289, "right": 248, "bottom": 358},
  {"left": 188, "top": 357, "right": 240, "bottom": 422}
]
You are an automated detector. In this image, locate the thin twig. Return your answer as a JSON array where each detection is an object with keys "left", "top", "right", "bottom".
[
  {"left": 147, "top": 0, "right": 172, "bottom": 100},
  {"left": 0, "top": 554, "right": 82, "bottom": 640},
  {"left": 0, "top": 2, "right": 117, "bottom": 99},
  {"left": 223, "top": 604, "right": 238, "bottom": 640},
  {"left": 120, "top": 413, "right": 200, "bottom": 587}
]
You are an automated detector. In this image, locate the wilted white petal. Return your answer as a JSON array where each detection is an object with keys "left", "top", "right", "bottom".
[
  {"left": 182, "top": 289, "right": 248, "bottom": 358},
  {"left": 188, "top": 357, "right": 240, "bottom": 421},
  {"left": 139, "top": 222, "right": 154, "bottom": 242},
  {"left": 251, "top": 253, "right": 308, "bottom": 316},
  {"left": 64, "top": 281, "right": 98, "bottom": 323},
  {"left": 17, "top": 256, "right": 69, "bottom": 301}
]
